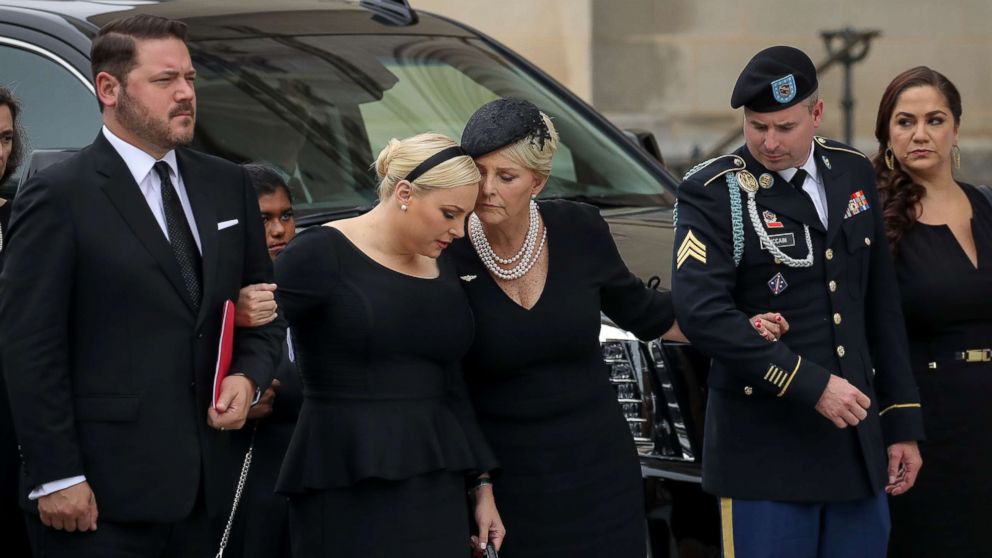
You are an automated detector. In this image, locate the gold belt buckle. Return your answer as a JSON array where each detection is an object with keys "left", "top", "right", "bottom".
[{"left": 961, "top": 349, "right": 992, "bottom": 363}]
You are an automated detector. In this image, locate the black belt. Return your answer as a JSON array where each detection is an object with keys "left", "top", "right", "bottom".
[{"left": 928, "top": 348, "right": 992, "bottom": 369}]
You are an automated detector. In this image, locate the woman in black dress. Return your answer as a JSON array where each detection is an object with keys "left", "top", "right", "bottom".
[
  {"left": 0, "top": 86, "right": 30, "bottom": 558},
  {"left": 449, "top": 98, "right": 787, "bottom": 558},
  {"left": 274, "top": 133, "right": 504, "bottom": 557},
  {"left": 873, "top": 67, "right": 992, "bottom": 557}
]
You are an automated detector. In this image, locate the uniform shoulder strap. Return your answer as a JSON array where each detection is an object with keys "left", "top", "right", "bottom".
[{"left": 813, "top": 136, "right": 868, "bottom": 159}]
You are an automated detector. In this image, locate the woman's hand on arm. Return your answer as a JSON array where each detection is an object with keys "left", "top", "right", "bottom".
[
  {"left": 662, "top": 312, "right": 788, "bottom": 343},
  {"left": 751, "top": 312, "right": 788, "bottom": 342}
]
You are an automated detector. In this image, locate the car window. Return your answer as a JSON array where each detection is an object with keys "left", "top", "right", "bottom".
[
  {"left": 0, "top": 43, "right": 101, "bottom": 186},
  {"left": 189, "top": 34, "right": 671, "bottom": 219},
  {"left": 359, "top": 60, "right": 578, "bottom": 185}
]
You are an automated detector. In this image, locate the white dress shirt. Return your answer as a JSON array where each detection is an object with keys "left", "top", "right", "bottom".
[
  {"left": 29, "top": 127, "right": 203, "bottom": 500},
  {"left": 777, "top": 140, "right": 829, "bottom": 229},
  {"left": 102, "top": 126, "right": 203, "bottom": 252}
]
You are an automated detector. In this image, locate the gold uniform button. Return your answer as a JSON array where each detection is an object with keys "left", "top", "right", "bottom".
[
  {"left": 837, "top": 345, "right": 846, "bottom": 357},
  {"left": 828, "top": 280, "right": 837, "bottom": 292},
  {"left": 774, "top": 257, "right": 782, "bottom": 265},
  {"left": 833, "top": 313, "right": 842, "bottom": 325},
  {"left": 864, "top": 237, "right": 872, "bottom": 246},
  {"left": 744, "top": 386, "right": 753, "bottom": 396},
  {"left": 825, "top": 248, "right": 834, "bottom": 260}
]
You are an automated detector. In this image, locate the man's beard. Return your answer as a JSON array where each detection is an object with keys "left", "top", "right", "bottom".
[{"left": 117, "top": 85, "right": 195, "bottom": 151}]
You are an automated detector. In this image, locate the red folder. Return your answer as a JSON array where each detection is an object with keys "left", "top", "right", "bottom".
[{"left": 212, "top": 299, "right": 236, "bottom": 409}]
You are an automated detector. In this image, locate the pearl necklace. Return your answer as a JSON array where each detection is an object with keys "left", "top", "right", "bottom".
[{"left": 469, "top": 200, "right": 546, "bottom": 281}]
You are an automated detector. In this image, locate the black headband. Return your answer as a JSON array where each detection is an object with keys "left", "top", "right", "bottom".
[{"left": 403, "top": 146, "right": 468, "bottom": 183}]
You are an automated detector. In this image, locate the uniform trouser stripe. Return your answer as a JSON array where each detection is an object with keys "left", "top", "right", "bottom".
[{"left": 720, "top": 497, "right": 735, "bottom": 558}]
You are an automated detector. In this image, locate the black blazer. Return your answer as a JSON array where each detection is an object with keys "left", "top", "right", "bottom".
[
  {"left": 671, "top": 137, "right": 924, "bottom": 502},
  {"left": 0, "top": 132, "right": 284, "bottom": 522}
]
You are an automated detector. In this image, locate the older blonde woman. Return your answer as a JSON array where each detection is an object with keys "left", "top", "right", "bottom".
[
  {"left": 448, "top": 98, "right": 786, "bottom": 558},
  {"left": 274, "top": 133, "right": 503, "bottom": 557}
]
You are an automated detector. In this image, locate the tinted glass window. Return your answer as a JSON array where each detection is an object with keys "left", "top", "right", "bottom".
[
  {"left": 189, "top": 34, "right": 670, "bottom": 219},
  {"left": 0, "top": 44, "right": 101, "bottom": 186}
]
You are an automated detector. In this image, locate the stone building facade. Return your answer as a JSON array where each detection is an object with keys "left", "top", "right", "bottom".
[{"left": 417, "top": 0, "right": 992, "bottom": 181}]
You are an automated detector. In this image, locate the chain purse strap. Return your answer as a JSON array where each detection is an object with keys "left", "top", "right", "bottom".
[{"left": 215, "top": 423, "right": 258, "bottom": 558}]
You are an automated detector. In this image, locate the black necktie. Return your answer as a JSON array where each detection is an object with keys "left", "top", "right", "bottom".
[
  {"left": 790, "top": 169, "right": 816, "bottom": 206},
  {"left": 790, "top": 168, "right": 826, "bottom": 227},
  {"left": 789, "top": 168, "right": 808, "bottom": 190},
  {"left": 153, "top": 161, "right": 202, "bottom": 311}
]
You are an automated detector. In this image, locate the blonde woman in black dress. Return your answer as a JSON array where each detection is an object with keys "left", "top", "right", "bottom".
[
  {"left": 874, "top": 67, "right": 992, "bottom": 557},
  {"left": 449, "top": 98, "right": 788, "bottom": 558},
  {"left": 274, "top": 133, "right": 504, "bottom": 557}
]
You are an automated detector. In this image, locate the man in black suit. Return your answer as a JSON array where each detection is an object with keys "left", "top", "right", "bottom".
[
  {"left": 0, "top": 14, "right": 283, "bottom": 557},
  {"left": 672, "top": 46, "right": 924, "bottom": 557}
]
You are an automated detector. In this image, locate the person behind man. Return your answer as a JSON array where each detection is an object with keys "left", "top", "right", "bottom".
[
  {"left": 0, "top": 86, "right": 24, "bottom": 189},
  {"left": 872, "top": 67, "right": 992, "bottom": 557},
  {"left": 671, "top": 46, "right": 924, "bottom": 558},
  {"left": 0, "top": 14, "right": 283, "bottom": 557},
  {"left": 0, "top": 85, "right": 25, "bottom": 249},
  {"left": 228, "top": 163, "right": 302, "bottom": 558},
  {"left": 0, "top": 86, "right": 31, "bottom": 557}
]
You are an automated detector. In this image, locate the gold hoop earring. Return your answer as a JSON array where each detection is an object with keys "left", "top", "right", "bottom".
[
  {"left": 884, "top": 147, "right": 895, "bottom": 171},
  {"left": 952, "top": 145, "right": 961, "bottom": 170}
]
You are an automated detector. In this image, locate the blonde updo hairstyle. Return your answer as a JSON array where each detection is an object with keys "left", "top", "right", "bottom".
[
  {"left": 499, "top": 112, "right": 560, "bottom": 179},
  {"left": 374, "top": 133, "right": 480, "bottom": 201}
]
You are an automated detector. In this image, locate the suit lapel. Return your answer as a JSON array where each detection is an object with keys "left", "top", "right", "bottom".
[
  {"left": 818, "top": 144, "right": 853, "bottom": 247},
  {"left": 739, "top": 147, "right": 826, "bottom": 233},
  {"left": 94, "top": 133, "right": 196, "bottom": 313},
  {"left": 178, "top": 149, "right": 218, "bottom": 327}
]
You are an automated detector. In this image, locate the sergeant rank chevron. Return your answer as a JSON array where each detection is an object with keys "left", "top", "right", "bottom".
[{"left": 677, "top": 229, "right": 707, "bottom": 269}]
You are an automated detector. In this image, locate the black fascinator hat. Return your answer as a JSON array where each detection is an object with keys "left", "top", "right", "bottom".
[{"left": 460, "top": 97, "right": 552, "bottom": 158}]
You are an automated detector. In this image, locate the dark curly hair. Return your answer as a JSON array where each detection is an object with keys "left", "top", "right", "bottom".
[
  {"left": 872, "top": 66, "right": 961, "bottom": 252},
  {"left": 0, "top": 86, "right": 25, "bottom": 185}
]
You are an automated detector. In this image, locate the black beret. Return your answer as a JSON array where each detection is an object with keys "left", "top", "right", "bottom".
[
  {"left": 460, "top": 97, "right": 551, "bottom": 158},
  {"left": 731, "top": 46, "right": 818, "bottom": 112}
]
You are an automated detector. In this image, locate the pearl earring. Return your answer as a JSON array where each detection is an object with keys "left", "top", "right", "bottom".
[
  {"left": 400, "top": 204, "right": 408, "bottom": 212},
  {"left": 531, "top": 194, "right": 536, "bottom": 200}
]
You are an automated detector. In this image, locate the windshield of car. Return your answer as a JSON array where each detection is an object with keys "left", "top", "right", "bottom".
[{"left": 189, "top": 33, "right": 672, "bottom": 219}]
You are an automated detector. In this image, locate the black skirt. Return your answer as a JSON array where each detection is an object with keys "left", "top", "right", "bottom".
[{"left": 288, "top": 471, "right": 471, "bottom": 558}]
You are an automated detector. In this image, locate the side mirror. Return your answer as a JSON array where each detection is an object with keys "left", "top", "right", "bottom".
[{"left": 623, "top": 129, "right": 664, "bottom": 166}]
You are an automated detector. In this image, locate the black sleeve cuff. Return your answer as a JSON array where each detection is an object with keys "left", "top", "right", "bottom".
[
  {"left": 776, "top": 355, "right": 831, "bottom": 409},
  {"left": 879, "top": 404, "right": 925, "bottom": 444}
]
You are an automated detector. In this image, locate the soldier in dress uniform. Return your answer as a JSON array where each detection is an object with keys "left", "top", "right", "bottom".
[{"left": 671, "top": 46, "right": 925, "bottom": 558}]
